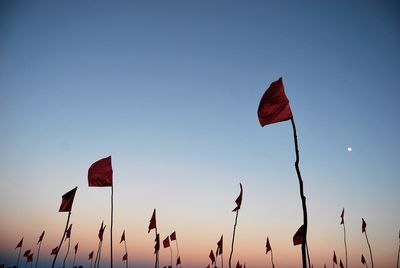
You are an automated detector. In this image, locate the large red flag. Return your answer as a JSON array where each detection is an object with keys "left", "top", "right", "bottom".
[
  {"left": 148, "top": 209, "right": 157, "bottom": 233},
  {"left": 333, "top": 251, "right": 337, "bottom": 264},
  {"left": 122, "top": 253, "right": 128, "bottom": 261},
  {"left": 163, "top": 236, "right": 170, "bottom": 248},
  {"left": 88, "top": 156, "right": 113, "bottom": 187},
  {"left": 209, "top": 250, "right": 215, "bottom": 264},
  {"left": 232, "top": 183, "right": 243, "bottom": 212},
  {"left": 170, "top": 231, "right": 176, "bottom": 241},
  {"left": 176, "top": 256, "right": 181, "bottom": 265},
  {"left": 362, "top": 218, "right": 367, "bottom": 233},
  {"left": 120, "top": 230, "right": 125, "bottom": 243},
  {"left": 74, "top": 243, "right": 79, "bottom": 254},
  {"left": 266, "top": 237, "right": 271, "bottom": 254},
  {"left": 15, "top": 238, "right": 23, "bottom": 249},
  {"left": 65, "top": 224, "right": 72, "bottom": 240},
  {"left": 23, "top": 250, "right": 31, "bottom": 258},
  {"left": 293, "top": 225, "right": 304, "bottom": 246},
  {"left": 27, "top": 253, "right": 33, "bottom": 263},
  {"left": 361, "top": 254, "right": 366, "bottom": 264},
  {"left": 59, "top": 187, "right": 78, "bottom": 212},
  {"left": 98, "top": 221, "right": 106, "bottom": 241},
  {"left": 257, "top": 77, "right": 293, "bottom": 127},
  {"left": 340, "top": 208, "right": 344, "bottom": 225},
  {"left": 51, "top": 246, "right": 59, "bottom": 255},
  {"left": 38, "top": 231, "right": 45, "bottom": 244},
  {"left": 88, "top": 251, "right": 94, "bottom": 260},
  {"left": 154, "top": 234, "right": 160, "bottom": 254},
  {"left": 216, "top": 235, "right": 223, "bottom": 255}
]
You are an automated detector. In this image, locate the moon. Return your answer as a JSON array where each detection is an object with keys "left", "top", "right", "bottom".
[{"left": 347, "top": 147, "right": 352, "bottom": 152}]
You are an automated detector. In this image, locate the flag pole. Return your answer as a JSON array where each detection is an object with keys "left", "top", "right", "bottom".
[
  {"left": 72, "top": 251, "right": 76, "bottom": 268},
  {"left": 170, "top": 244, "right": 173, "bottom": 268},
  {"left": 290, "top": 117, "right": 308, "bottom": 268},
  {"left": 90, "top": 256, "right": 93, "bottom": 268},
  {"left": 52, "top": 211, "right": 71, "bottom": 268},
  {"left": 342, "top": 220, "right": 348, "bottom": 268},
  {"left": 270, "top": 248, "right": 275, "bottom": 268},
  {"left": 175, "top": 237, "right": 180, "bottom": 268},
  {"left": 364, "top": 230, "right": 374, "bottom": 268},
  {"left": 97, "top": 241, "right": 103, "bottom": 268},
  {"left": 397, "top": 229, "right": 399, "bottom": 268},
  {"left": 228, "top": 210, "right": 239, "bottom": 268},
  {"left": 155, "top": 227, "right": 159, "bottom": 268},
  {"left": 124, "top": 237, "right": 128, "bottom": 268},
  {"left": 16, "top": 245, "right": 22, "bottom": 267},
  {"left": 306, "top": 242, "right": 311, "bottom": 268},
  {"left": 111, "top": 184, "right": 114, "bottom": 268},
  {"left": 35, "top": 240, "right": 42, "bottom": 268},
  {"left": 62, "top": 235, "right": 71, "bottom": 268}
]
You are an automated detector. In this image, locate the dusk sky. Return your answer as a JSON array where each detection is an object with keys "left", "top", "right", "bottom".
[{"left": 1, "top": 1, "right": 399, "bottom": 267}]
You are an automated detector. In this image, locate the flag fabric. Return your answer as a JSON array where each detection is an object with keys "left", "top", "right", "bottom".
[
  {"left": 340, "top": 208, "right": 344, "bottom": 225},
  {"left": 266, "top": 237, "right": 271, "bottom": 254},
  {"left": 163, "top": 236, "right": 170, "bottom": 248},
  {"left": 170, "top": 231, "right": 176, "bottom": 241},
  {"left": 216, "top": 235, "right": 223, "bottom": 255},
  {"left": 361, "top": 254, "right": 366, "bottom": 264},
  {"left": 333, "top": 251, "right": 337, "bottom": 264},
  {"left": 339, "top": 259, "right": 344, "bottom": 268},
  {"left": 120, "top": 230, "right": 125, "bottom": 243},
  {"left": 15, "top": 238, "right": 23, "bottom": 249},
  {"left": 154, "top": 234, "right": 160, "bottom": 254},
  {"left": 236, "top": 260, "right": 241, "bottom": 268},
  {"left": 88, "top": 251, "right": 94, "bottom": 260},
  {"left": 293, "top": 225, "right": 304, "bottom": 246},
  {"left": 65, "top": 224, "right": 72, "bottom": 240},
  {"left": 122, "top": 253, "right": 127, "bottom": 261},
  {"left": 98, "top": 221, "right": 106, "bottom": 241},
  {"left": 88, "top": 156, "right": 113, "bottom": 187},
  {"left": 257, "top": 77, "right": 293, "bottom": 127},
  {"left": 23, "top": 250, "right": 31, "bottom": 258},
  {"left": 51, "top": 247, "right": 59, "bottom": 255},
  {"left": 27, "top": 253, "right": 33, "bottom": 263},
  {"left": 176, "top": 256, "right": 181, "bottom": 265},
  {"left": 37, "top": 231, "right": 45, "bottom": 244},
  {"left": 148, "top": 209, "right": 157, "bottom": 233},
  {"left": 74, "top": 243, "right": 79, "bottom": 254},
  {"left": 362, "top": 218, "right": 367, "bottom": 233},
  {"left": 59, "top": 187, "right": 78, "bottom": 212},
  {"left": 209, "top": 250, "right": 215, "bottom": 264},
  {"left": 232, "top": 183, "right": 243, "bottom": 212}
]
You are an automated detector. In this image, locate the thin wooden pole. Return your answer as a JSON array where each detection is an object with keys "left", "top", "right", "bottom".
[
  {"left": 90, "top": 258, "right": 93, "bottom": 268},
  {"left": 111, "top": 185, "right": 114, "bottom": 268},
  {"left": 175, "top": 238, "right": 180, "bottom": 268},
  {"left": 343, "top": 222, "right": 348, "bottom": 268},
  {"left": 155, "top": 227, "right": 159, "bottom": 268},
  {"left": 97, "top": 241, "right": 103, "bottom": 268},
  {"left": 270, "top": 249, "right": 275, "bottom": 268},
  {"left": 72, "top": 251, "right": 76, "bottom": 268},
  {"left": 124, "top": 238, "right": 128, "bottom": 268},
  {"left": 52, "top": 211, "right": 71, "bottom": 268},
  {"left": 62, "top": 236, "right": 71, "bottom": 268},
  {"left": 170, "top": 245, "right": 173, "bottom": 268},
  {"left": 35, "top": 240, "right": 42, "bottom": 268},
  {"left": 228, "top": 210, "right": 239, "bottom": 268},
  {"left": 397, "top": 229, "right": 399, "bottom": 268},
  {"left": 16, "top": 245, "right": 22, "bottom": 268},
  {"left": 364, "top": 231, "right": 374, "bottom": 268}
]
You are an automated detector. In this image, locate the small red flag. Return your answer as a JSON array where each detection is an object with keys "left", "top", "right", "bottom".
[
  {"left": 216, "top": 235, "right": 223, "bottom": 256},
  {"left": 266, "top": 237, "right": 271, "bottom": 254},
  {"left": 170, "top": 231, "right": 176, "bottom": 241},
  {"left": 120, "top": 230, "right": 125, "bottom": 243},
  {"left": 176, "top": 256, "right": 181, "bottom": 265},
  {"left": 37, "top": 231, "right": 45, "bottom": 245},
  {"left": 362, "top": 218, "right": 367, "bottom": 233},
  {"left": 258, "top": 77, "right": 293, "bottom": 127},
  {"left": 74, "top": 243, "right": 79, "bottom": 254},
  {"left": 232, "top": 183, "right": 243, "bottom": 212},
  {"left": 88, "top": 156, "right": 113, "bottom": 187},
  {"left": 23, "top": 249, "right": 31, "bottom": 258},
  {"left": 148, "top": 209, "right": 157, "bottom": 233},
  {"left": 163, "top": 236, "right": 170, "bottom": 248},
  {"left": 27, "top": 253, "right": 33, "bottom": 263},
  {"left": 339, "top": 259, "right": 344, "bottom": 268},
  {"left": 293, "top": 225, "right": 304, "bottom": 246},
  {"left": 154, "top": 233, "right": 160, "bottom": 254},
  {"left": 59, "top": 187, "right": 78, "bottom": 212},
  {"left": 65, "top": 224, "right": 72, "bottom": 240},
  {"left": 209, "top": 250, "right": 215, "bottom": 264},
  {"left": 122, "top": 253, "right": 128, "bottom": 261},
  {"left": 236, "top": 260, "right": 241, "bottom": 268},
  {"left": 340, "top": 208, "right": 344, "bottom": 225},
  {"left": 98, "top": 221, "right": 106, "bottom": 241},
  {"left": 361, "top": 254, "right": 366, "bottom": 264},
  {"left": 51, "top": 246, "right": 59, "bottom": 255},
  {"left": 333, "top": 251, "right": 337, "bottom": 264},
  {"left": 15, "top": 238, "right": 23, "bottom": 249},
  {"left": 88, "top": 251, "right": 94, "bottom": 260}
]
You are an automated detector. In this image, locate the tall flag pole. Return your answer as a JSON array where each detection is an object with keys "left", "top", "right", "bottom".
[
  {"left": 72, "top": 243, "right": 78, "bottom": 268},
  {"left": 170, "top": 231, "right": 181, "bottom": 268},
  {"left": 258, "top": 77, "right": 309, "bottom": 268},
  {"left": 362, "top": 218, "right": 374, "bottom": 268},
  {"left": 229, "top": 183, "right": 243, "bottom": 268},
  {"left": 35, "top": 231, "right": 45, "bottom": 268},
  {"left": 94, "top": 221, "right": 106, "bottom": 268},
  {"left": 120, "top": 230, "right": 128, "bottom": 268},
  {"left": 397, "top": 229, "right": 399, "bottom": 268},
  {"left": 88, "top": 155, "right": 114, "bottom": 268},
  {"left": 88, "top": 251, "right": 94, "bottom": 268},
  {"left": 52, "top": 186, "right": 77, "bottom": 268},
  {"left": 332, "top": 251, "right": 337, "bottom": 268},
  {"left": 163, "top": 236, "right": 172, "bottom": 268},
  {"left": 340, "top": 208, "right": 348, "bottom": 268},
  {"left": 266, "top": 237, "right": 274, "bottom": 268},
  {"left": 148, "top": 209, "right": 159, "bottom": 268},
  {"left": 216, "top": 235, "right": 223, "bottom": 268},
  {"left": 62, "top": 224, "right": 72, "bottom": 268},
  {"left": 15, "top": 238, "right": 23, "bottom": 267}
]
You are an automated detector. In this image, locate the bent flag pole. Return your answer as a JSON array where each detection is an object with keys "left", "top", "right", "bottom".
[
  {"left": 88, "top": 155, "right": 113, "bottom": 268},
  {"left": 340, "top": 208, "right": 348, "bottom": 268},
  {"left": 362, "top": 218, "right": 374, "bottom": 268},
  {"left": 52, "top": 186, "right": 77, "bottom": 268},
  {"left": 258, "top": 77, "right": 308, "bottom": 268},
  {"left": 229, "top": 183, "right": 243, "bottom": 268},
  {"left": 35, "top": 231, "right": 45, "bottom": 268}
]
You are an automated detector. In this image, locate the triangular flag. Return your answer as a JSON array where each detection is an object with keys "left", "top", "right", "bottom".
[
  {"left": 361, "top": 254, "right": 366, "bottom": 264},
  {"left": 120, "top": 230, "right": 125, "bottom": 243},
  {"left": 27, "top": 253, "right": 33, "bottom": 263},
  {"left": 88, "top": 251, "right": 94, "bottom": 260},
  {"left": 59, "top": 187, "right": 77, "bottom": 212},
  {"left": 65, "top": 224, "right": 72, "bottom": 240},
  {"left": 98, "top": 221, "right": 106, "bottom": 241},
  {"left": 37, "top": 231, "right": 45, "bottom": 244},
  {"left": 15, "top": 238, "right": 23, "bottom": 249},
  {"left": 293, "top": 225, "right": 304, "bottom": 246},
  {"left": 340, "top": 208, "right": 344, "bottom": 225},
  {"left": 154, "top": 233, "right": 160, "bottom": 254},
  {"left": 88, "top": 156, "right": 113, "bottom": 187},
  {"left": 266, "top": 237, "right": 271, "bottom": 254},
  {"left": 23, "top": 250, "right": 31, "bottom": 258},
  {"left": 170, "top": 231, "right": 176, "bottom": 241},
  {"left": 340, "top": 259, "right": 344, "bottom": 268},
  {"left": 362, "top": 218, "right": 367, "bottom": 233},
  {"left": 333, "top": 251, "right": 337, "bottom": 264},
  {"left": 163, "top": 236, "right": 170, "bottom": 248},
  {"left": 148, "top": 209, "right": 157, "bottom": 233},
  {"left": 232, "top": 183, "right": 243, "bottom": 212},
  {"left": 216, "top": 235, "right": 223, "bottom": 255},
  {"left": 209, "top": 250, "right": 215, "bottom": 264},
  {"left": 74, "top": 243, "right": 79, "bottom": 254},
  {"left": 176, "top": 256, "right": 181, "bottom": 265},
  {"left": 236, "top": 260, "right": 241, "bottom": 268},
  {"left": 122, "top": 253, "right": 128, "bottom": 261},
  {"left": 51, "top": 246, "right": 59, "bottom": 255}
]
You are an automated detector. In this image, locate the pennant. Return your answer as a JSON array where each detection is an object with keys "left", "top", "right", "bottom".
[
  {"left": 216, "top": 235, "right": 223, "bottom": 255},
  {"left": 154, "top": 234, "right": 160, "bottom": 254},
  {"left": 120, "top": 230, "right": 125, "bottom": 243},
  {"left": 15, "top": 238, "right": 23, "bottom": 249},
  {"left": 176, "top": 256, "right": 181, "bottom": 265},
  {"left": 362, "top": 218, "right": 367, "bottom": 233},
  {"left": 51, "top": 246, "right": 59, "bottom": 255},
  {"left": 333, "top": 251, "right": 337, "bottom": 264},
  {"left": 23, "top": 250, "right": 31, "bottom": 258},
  {"left": 209, "top": 250, "right": 215, "bottom": 264},
  {"left": 293, "top": 225, "right": 304, "bottom": 246},
  {"left": 88, "top": 156, "right": 113, "bottom": 187},
  {"left": 266, "top": 237, "right": 271, "bottom": 254},
  {"left": 339, "top": 259, "right": 344, "bottom": 268},
  {"left": 236, "top": 260, "right": 241, "bottom": 268},
  {"left": 148, "top": 209, "right": 157, "bottom": 233},
  {"left": 98, "top": 221, "right": 106, "bottom": 241},
  {"left": 37, "top": 231, "right": 45, "bottom": 245},
  {"left": 59, "top": 187, "right": 78, "bottom": 212},
  {"left": 88, "top": 251, "right": 94, "bottom": 260},
  {"left": 258, "top": 77, "right": 293, "bottom": 127},
  {"left": 170, "top": 231, "right": 176, "bottom": 241},
  {"left": 340, "top": 208, "right": 344, "bottom": 225},
  {"left": 361, "top": 254, "right": 366, "bottom": 264},
  {"left": 163, "top": 236, "right": 170, "bottom": 248},
  {"left": 65, "top": 224, "right": 72, "bottom": 240},
  {"left": 74, "top": 243, "right": 79, "bottom": 254},
  {"left": 122, "top": 253, "right": 128, "bottom": 261},
  {"left": 27, "top": 253, "right": 33, "bottom": 263},
  {"left": 232, "top": 183, "right": 243, "bottom": 212}
]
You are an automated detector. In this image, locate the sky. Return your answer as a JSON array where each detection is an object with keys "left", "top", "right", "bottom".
[{"left": 0, "top": 1, "right": 399, "bottom": 267}]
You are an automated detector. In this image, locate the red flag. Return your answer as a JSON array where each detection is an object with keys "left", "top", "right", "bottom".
[
  {"left": 59, "top": 187, "right": 78, "bottom": 212},
  {"left": 266, "top": 237, "right": 271, "bottom": 254},
  {"left": 209, "top": 250, "right": 215, "bottom": 264},
  {"left": 236, "top": 260, "right": 241, "bottom": 268},
  {"left": 339, "top": 259, "right": 344, "bottom": 268},
  {"left": 216, "top": 235, "right": 223, "bottom": 255},
  {"left": 258, "top": 77, "right": 293, "bottom": 127},
  {"left": 23, "top": 249, "right": 31, "bottom": 258},
  {"left": 120, "top": 230, "right": 125, "bottom": 243},
  {"left": 293, "top": 225, "right": 304, "bottom": 246},
  {"left": 74, "top": 243, "right": 79, "bottom": 254},
  {"left": 170, "top": 231, "right": 176, "bottom": 241},
  {"left": 163, "top": 236, "right": 170, "bottom": 248},
  {"left": 37, "top": 231, "right": 45, "bottom": 245},
  {"left": 154, "top": 234, "right": 160, "bottom": 254},
  {"left": 340, "top": 208, "right": 344, "bottom": 225},
  {"left": 88, "top": 251, "right": 94, "bottom": 260},
  {"left": 88, "top": 156, "right": 113, "bottom": 187},
  {"left": 176, "top": 256, "right": 181, "bottom": 265},
  {"left": 15, "top": 238, "right": 23, "bottom": 249},
  {"left": 148, "top": 209, "right": 157, "bottom": 233},
  {"left": 51, "top": 246, "right": 59, "bottom": 255},
  {"left": 232, "top": 183, "right": 243, "bottom": 212},
  {"left": 27, "top": 253, "right": 33, "bottom": 263},
  {"left": 362, "top": 218, "right": 367, "bottom": 233},
  {"left": 361, "top": 254, "right": 366, "bottom": 264},
  {"left": 65, "top": 224, "right": 72, "bottom": 240},
  {"left": 333, "top": 251, "right": 337, "bottom": 264},
  {"left": 122, "top": 253, "right": 128, "bottom": 261},
  {"left": 98, "top": 221, "right": 106, "bottom": 241}
]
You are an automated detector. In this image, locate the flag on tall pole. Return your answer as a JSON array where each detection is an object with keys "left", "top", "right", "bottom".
[
  {"left": 229, "top": 183, "right": 243, "bottom": 268},
  {"left": 35, "top": 231, "right": 45, "bottom": 268},
  {"left": 51, "top": 247, "right": 59, "bottom": 255},
  {"left": 94, "top": 221, "right": 106, "bottom": 268},
  {"left": 88, "top": 251, "right": 94, "bottom": 268},
  {"left": 170, "top": 231, "right": 181, "bottom": 268},
  {"left": 62, "top": 224, "right": 73, "bottom": 268},
  {"left": 209, "top": 250, "right": 215, "bottom": 265},
  {"left": 333, "top": 251, "right": 337, "bottom": 267},
  {"left": 266, "top": 237, "right": 275, "bottom": 268},
  {"left": 258, "top": 77, "right": 309, "bottom": 268},
  {"left": 15, "top": 238, "right": 23, "bottom": 268},
  {"left": 148, "top": 209, "right": 159, "bottom": 268},
  {"left": 88, "top": 156, "right": 113, "bottom": 268},
  {"left": 120, "top": 230, "right": 128, "bottom": 268},
  {"left": 362, "top": 218, "right": 374, "bottom": 268},
  {"left": 216, "top": 235, "right": 223, "bottom": 268},
  {"left": 72, "top": 243, "right": 78, "bottom": 268},
  {"left": 163, "top": 236, "right": 173, "bottom": 268},
  {"left": 340, "top": 208, "right": 348, "bottom": 268},
  {"left": 52, "top": 186, "right": 77, "bottom": 268}
]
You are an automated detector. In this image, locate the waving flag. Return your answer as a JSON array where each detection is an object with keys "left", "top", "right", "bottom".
[
  {"left": 65, "top": 224, "right": 72, "bottom": 240},
  {"left": 362, "top": 218, "right": 367, "bottom": 233},
  {"left": 232, "top": 183, "right": 243, "bottom": 212},
  {"left": 333, "top": 251, "right": 337, "bottom": 264},
  {"left": 177, "top": 256, "right": 181, "bottom": 265},
  {"left": 59, "top": 187, "right": 77, "bottom": 212},
  {"left": 163, "top": 237, "right": 170, "bottom": 248},
  {"left": 88, "top": 156, "right": 113, "bottom": 187},
  {"left": 293, "top": 225, "right": 304, "bottom": 246},
  {"left": 24, "top": 250, "right": 31, "bottom": 258},
  {"left": 340, "top": 259, "right": 344, "bottom": 268},
  {"left": 361, "top": 254, "right": 366, "bottom": 264},
  {"left": 74, "top": 243, "right": 79, "bottom": 254},
  {"left": 122, "top": 253, "right": 127, "bottom": 261},
  {"left": 27, "top": 253, "right": 33, "bottom": 263},
  {"left": 51, "top": 247, "right": 59, "bottom": 255},
  {"left": 154, "top": 234, "right": 160, "bottom": 254},
  {"left": 38, "top": 231, "right": 45, "bottom": 245},
  {"left": 170, "top": 231, "right": 176, "bottom": 241},
  {"left": 15, "top": 238, "right": 23, "bottom": 249},
  {"left": 148, "top": 209, "right": 157, "bottom": 233},
  {"left": 120, "top": 230, "right": 125, "bottom": 243},
  {"left": 89, "top": 251, "right": 94, "bottom": 260},
  {"left": 209, "top": 250, "right": 215, "bottom": 264},
  {"left": 216, "top": 235, "right": 223, "bottom": 255},
  {"left": 266, "top": 237, "right": 271, "bottom": 253},
  {"left": 98, "top": 221, "right": 106, "bottom": 241},
  {"left": 340, "top": 208, "right": 344, "bottom": 225}
]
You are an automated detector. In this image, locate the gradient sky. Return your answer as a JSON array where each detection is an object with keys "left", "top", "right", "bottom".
[{"left": 1, "top": 1, "right": 399, "bottom": 267}]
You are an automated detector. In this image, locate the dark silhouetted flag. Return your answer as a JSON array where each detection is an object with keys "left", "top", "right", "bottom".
[
  {"left": 362, "top": 218, "right": 367, "bottom": 233},
  {"left": 65, "top": 224, "right": 72, "bottom": 240},
  {"left": 98, "top": 221, "right": 106, "bottom": 241},
  {"left": 163, "top": 237, "right": 170, "bottom": 248},
  {"left": 340, "top": 208, "right": 344, "bottom": 225},
  {"left": 257, "top": 77, "right": 293, "bottom": 127},
  {"left": 170, "top": 231, "right": 176, "bottom": 241},
  {"left": 59, "top": 187, "right": 78, "bottom": 212},
  {"left": 232, "top": 183, "right": 243, "bottom": 212},
  {"left": 339, "top": 259, "right": 344, "bottom": 268},
  {"left": 120, "top": 230, "right": 125, "bottom": 243},
  {"left": 216, "top": 235, "right": 223, "bottom": 255},
  {"left": 333, "top": 251, "right": 337, "bottom": 264},
  {"left": 51, "top": 247, "right": 59, "bottom": 255},
  {"left": 27, "top": 253, "right": 33, "bottom": 263},
  {"left": 15, "top": 238, "right": 23, "bottom": 249},
  {"left": 122, "top": 253, "right": 127, "bottom": 261},
  {"left": 209, "top": 250, "right": 215, "bottom": 264},
  {"left": 38, "top": 231, "right": 45, "bottom": 244},
  {"left": 148, "top": 209, "right": 157, "bottom": 233},
  {"left": 236, "top": 260, "right": 241, "bottom": 268},
  {"left": 74, "top": 243, "right": 79, "bottom": 254},
  {"left": 361, "top": 254, "right": 366, "bottom": 264},
  {"left": 23, "top": 250, "right": 31, "bottom": 258},
  {"left": 88, "top": 156, "right": 113, "bottom": 187},
  {"left": 154, "top": 234, "right": 160, "bottom": 254},
  {"left": 176, "top": 256, "right": 181, "bottom": 265},
  {"left": 266, "top": 237, "right": 271, "bottom": 254},
  {"left": 293, "top": 225, "right": 304, "bottom": 246},
  {"left": 89, "top": 251, "right": 94, "bottom": 260}
]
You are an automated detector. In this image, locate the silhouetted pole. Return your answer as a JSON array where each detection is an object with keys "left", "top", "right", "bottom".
[
  {"left": 123, "top": 237, "right": 128, "bottom": 268},
  {"left": 16, "top": 246, "right": 22, "bottom": 268},
  {"left": 111, "top": 185, "right": 114, "bottom": 268},
  {"left": 155, "top": 227, "right": 159, "bottom": 268},
  {"left": 169, "top": 244, "right": 173, "bottom": 268},
  {"left": 35, "top": 239, "right": 43, "bottom": 268},
  {"left": 229, "top": 210, "right": 239, "bottom": 268},
  {"left": 175, "top": 237, "right": 181, "bottom": 268},
  {"left": 397, "top": 229, "right": 399, "bottom": 268},
  {"left": 363, "top": 227, "right": 374, "bottom": 268},
  {"left": 52, "top": 211, "right": 71, "bottom": 268},
  {"left": 62, "top": 230, "right": 71, "bottom": 268}
]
